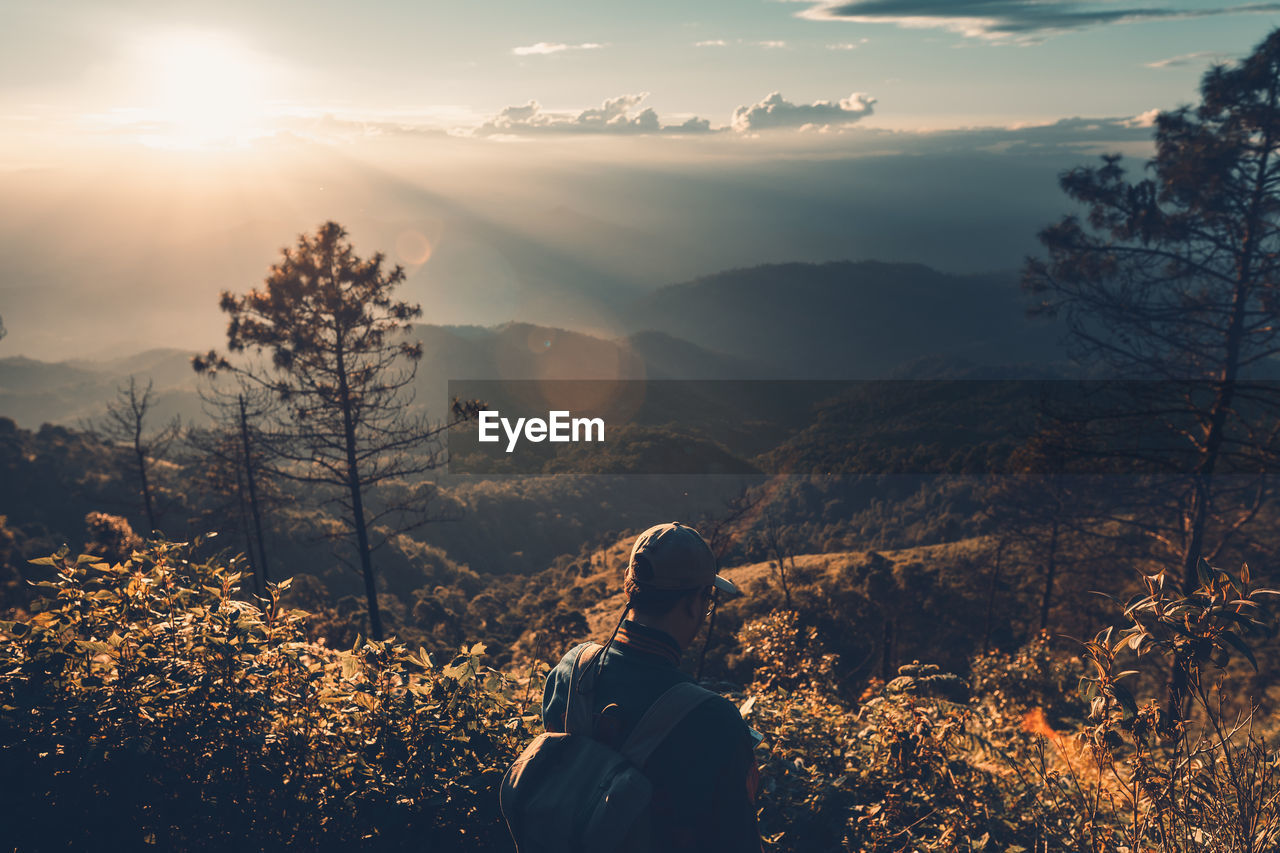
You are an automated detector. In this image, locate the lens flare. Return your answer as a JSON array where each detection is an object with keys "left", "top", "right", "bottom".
[{"left": 395, "top": 230, "right": 434, "bottom": 265}]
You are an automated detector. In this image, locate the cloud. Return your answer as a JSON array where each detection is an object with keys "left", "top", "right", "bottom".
[
  {"left": 1120, "top": 108, "right": 1160, "bottom": 128},
  {"left": 513, "top": 42, "right": 606, "bottom": 56},
  {"left": 895, "top": 113, "right": 1162, "bottom": 157},
  {"left": 828, "top": 39, "right": 869, "bottom": 49},
  {"left": 731, "top": 91, "right": 876, "bottom": 131},
  {"left": 475, "top": 93, "right": 714, "bottom": 136},
  {"left": 788, "top": 0, "right": 1280, "bottom": 42},
  {"left": 694, "top": 38, "right": 791, "bottom": 48},
  {"left": 1145, "top": 51, "right": 1230, "bottom": 69}
]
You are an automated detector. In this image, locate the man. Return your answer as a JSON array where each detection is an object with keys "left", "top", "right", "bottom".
[{"left": 542, "top": 521, "right": 763, "bottom": 852}]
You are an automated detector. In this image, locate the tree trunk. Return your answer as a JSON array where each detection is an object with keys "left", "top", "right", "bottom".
[
  {"left": 238, "top": 395, "right": 270, "bottom": 588},
  {"left": 335, "top": 344, "right": 383, "bottom": 641},
  {"left": 880, "top": 615, "right": 894, "bottom": 682},
  {"left": 135, "top": 442, "right": 156, "bottom": 534},
  {"left": 233, "top": 464, "right": 260, "bottom": 596},
  {"left": 774, "top": 554, "right": 794, "bottom": 611},
  {"left": 1039, "top": 517, "right": 1060, "bottom": 632}
]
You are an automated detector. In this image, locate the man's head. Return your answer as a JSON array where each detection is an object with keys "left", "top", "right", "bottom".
[{"left": 623, "top": 522, "right": 740, "bottom": 648}]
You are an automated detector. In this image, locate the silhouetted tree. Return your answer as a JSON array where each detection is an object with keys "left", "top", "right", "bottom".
[
  {"left": 981, "top": 422, "right": 1109, "bottom": 633},
  {"left": 1024, "top": 31, "right": 1280, "bottom": 598},
  {"left": 758, "top": 508, "right": 796, "bottom": 611},
  {"left": 187, "top": 377, "right": 281, "bottom": 596},
  {"left": 91, "top": 377, "right": 180, "bottom": 534},
  {"left": 195, "top": 222, "right": 470, "bottom": 640}
]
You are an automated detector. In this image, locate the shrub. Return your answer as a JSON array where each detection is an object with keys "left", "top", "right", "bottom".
[
  {"left": 740, "top": 610, "right": 1053, "bottom": 852},
  {"left": 0, "top": 538, "right": 538, "bottom": 851}
]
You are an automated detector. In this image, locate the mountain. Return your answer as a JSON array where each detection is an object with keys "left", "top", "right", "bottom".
[
  {"left": 0, "top": 349, "right": 203, "bottom": 429},
  {"left": 0, "top": 325, "right": 755, "bottom": 429},
  {"left": 626, "top": 261, "right": 1070, "bottom": 378},
  {"left": 0, "top": 259, "right": 1075, "bottom": 428},
  {"left": 615, "top": 331, "right": 763, "bottom": 379}
]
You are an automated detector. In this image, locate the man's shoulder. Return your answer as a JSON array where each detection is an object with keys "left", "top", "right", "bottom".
[
  {"left": 651, "top": 684, "right": 751, "bottom": 758},
  {"left": 548, "top": 642, "right": 597, "bottom": 681},
  {"left": 682, "top": 688, "right": 749, "bottom": 735},
  {"left": 553, "top": 641, "right": 595, "bottom": 669}
]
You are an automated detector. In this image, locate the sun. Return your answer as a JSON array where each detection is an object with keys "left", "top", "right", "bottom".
[{"left": 130, "top": 31, "right": 274, "bottom": 150}]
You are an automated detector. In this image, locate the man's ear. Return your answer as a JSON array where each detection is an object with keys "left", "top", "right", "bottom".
[{"left": 681, "top": 588, "right": 703, "bottom": 621}]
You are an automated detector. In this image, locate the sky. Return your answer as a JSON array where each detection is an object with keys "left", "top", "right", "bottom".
[{"left": 3, "top": 1, "right": 1280, "bottom": 359}]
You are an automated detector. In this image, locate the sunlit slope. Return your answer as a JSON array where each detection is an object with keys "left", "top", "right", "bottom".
[{"left": 575, "top": 535, "right": 996, "bottom": 638}]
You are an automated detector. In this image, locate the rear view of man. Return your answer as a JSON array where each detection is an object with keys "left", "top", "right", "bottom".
[{"left": 540, "top": 521, "right": 763, "bottom": 852}]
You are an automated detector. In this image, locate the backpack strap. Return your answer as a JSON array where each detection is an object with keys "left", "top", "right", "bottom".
[
  {"left": 619, "top": 681, "right": 718, "bottom": 769},
  {"left": 563, "top": 643, "right": 605, "bottom": 735}
]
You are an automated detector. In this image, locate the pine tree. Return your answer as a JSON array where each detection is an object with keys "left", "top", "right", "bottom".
[
  {"left": 196, "top": 222, "right": 467, "bottom": 640},
  {"left": 1025, "top": 30, "right": 1280, "bottom": 596}
]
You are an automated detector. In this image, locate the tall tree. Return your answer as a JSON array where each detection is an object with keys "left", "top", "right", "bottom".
[
  {"left": 1024, "top": 31, "right": 1280, "bottom": 596},
  {"left": 91, "top": 376, "right": 181, "bottom": 534},
  {"left": 195, "top": 222, "right": 466, "bottom": 640}
]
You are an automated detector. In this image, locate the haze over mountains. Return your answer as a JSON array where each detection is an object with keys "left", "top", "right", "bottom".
[
  {"left": 0, "top": 139, "right": 1117, "bottom": 363},
  {"left": 0, "top": 260, "right": 1066, "bottom": 429}
]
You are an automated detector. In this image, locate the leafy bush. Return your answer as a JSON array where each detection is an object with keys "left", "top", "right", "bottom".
[
  {"left": 1040, "top": 560, "right": 1280, "bottom": 853},
  {"left": 8, "top": 536, "right": 1280, "bottom": 853},
  {"left": 0, "top": 538, "right": 538, "bottom": 852},
  {"left": 740, "top": 609, "right": 1056, "bottom": 852}
]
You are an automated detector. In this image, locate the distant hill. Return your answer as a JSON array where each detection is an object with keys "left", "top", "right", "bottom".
[
  {"left": 617, "top": 331, "right": 761, "bottom": 379},
  {"left": 0, "top": 325, "right": 757, "bottom": 429},
  {"left": 411, "top": 322, "right": 768, "bottom": 418},
  {"left": 0, "top": 259, "right": 1075, "bottom": 427},
  {"left": 0, "top": 349, "right": 202, "bottom": 429},
  {"left": 627, "top": 261, "right": 1070, "bottom": 378}
]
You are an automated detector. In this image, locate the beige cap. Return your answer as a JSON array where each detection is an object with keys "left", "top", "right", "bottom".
[{"left": 626, "top": 522, "right": 741, "bottom": 596}]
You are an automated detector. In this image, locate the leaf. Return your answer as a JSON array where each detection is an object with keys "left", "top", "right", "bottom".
[
  {"left": 1221, "top": 631, "right": 1258, "bottom": 671},
  {"left": 1241, "top": 562, "right": 1251, "bottom": 585},
  {"left": 1112, "top": 683, "right": 1138, "bottom": 718},
  {"left": 1197, "top": 558, "right": 1214, "bottom": 587}
]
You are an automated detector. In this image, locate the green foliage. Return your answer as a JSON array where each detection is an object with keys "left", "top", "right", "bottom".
[{"left": 0, "top": 539, "right": 538, "bottom": 851}]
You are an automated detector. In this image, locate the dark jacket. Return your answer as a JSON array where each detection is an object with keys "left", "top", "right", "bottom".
[{"left": 542, "top": 620, "right": 762, "bottom": 852}]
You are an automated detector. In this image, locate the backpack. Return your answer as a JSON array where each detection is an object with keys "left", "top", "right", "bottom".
[{"left": 499, "top": 643, "right": 717, "bottom": 853}]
